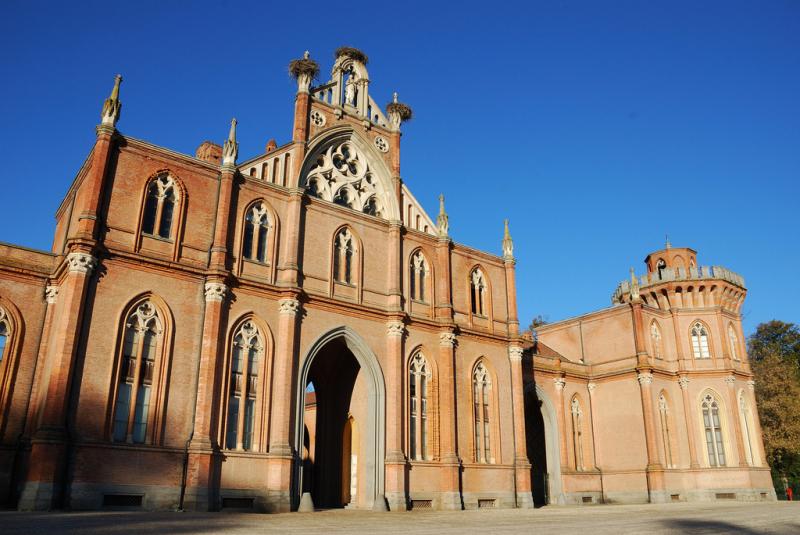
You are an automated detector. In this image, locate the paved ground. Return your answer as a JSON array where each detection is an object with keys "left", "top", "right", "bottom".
[{"left": 1, "top": 501, "right": 798, "bottom": 534}]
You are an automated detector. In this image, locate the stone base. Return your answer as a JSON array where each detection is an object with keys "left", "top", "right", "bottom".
[
  {"left": 462, "top": 491, "right": 516, "bottom": 510},
  {"left": 385, "top": 491, "right": 407, "bottom": 511},
  {"left": 439, "top": 491, "right": 463, "bottom": 510},
  {"left": 515, "top": 491, "right": 534, "bottom": 509},
  {"left": 17, "top": 481, "right": 57, "bottom": 511},
  {"left": 69, "top": 482, "right": 181, "bottom": 511}
]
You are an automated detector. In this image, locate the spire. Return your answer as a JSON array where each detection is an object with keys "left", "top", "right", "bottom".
[
  {"left": 665, "top": 235, "right": 671, "bottom": 249},
  {"left": 502, "top": 219, "right": 514, "bottom": 259},
  {"left": 436, "top": 194, "right": 449, "bottom": 238},
  {"left": 222, "top": 118, "right": 238, "bottom": 167},
  {"left": 100, "top": 74, "right": 122, "bottom": 128},
  {"left": 629, "top": 267, "right": 641, "bottom": 301}
]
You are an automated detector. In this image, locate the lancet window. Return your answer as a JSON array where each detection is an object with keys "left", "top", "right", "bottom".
[
  {"left": 470, "top": 268, "right": 487, "bottom": 316},
  {"left": 691, "top": 322, "right": 711, "bottom": 359},
  {"left": 224, "top": 321, "right": 264, "bottom": 451},
  {"left": 410, "top": 251, "right": 429, "bottom": 302},
  {"left": 658, "top": 393, "right": 674, "bottom": 468},
  {"left": 472, "top": 362, "right": 493, "bottom": 463},
  {"left": 0, "top": 308, "right": 8, "bottom": 365},
  {"left": 728, "top": 324, "right": 739, "bottom": 361},
  {"left": 409, "top": 353, "right": 431, "bottom": 461},
  {"left": 242, "top": 203, "right": 270, "bottom": 263},
  {"left": 142, "top": 173, "right": 178, "bottom": 239},
  {"left": 333, "top": 228, "right": 355, "bottom": 284},
  {"left": 571, "top": 397, "right": 585, "bottom": 471},
  {"left": 651, "top": 321, "right": 663, "bottom": 359},
  {"left": 701, "top": 393, "right": 726, "bottom": 467},
  {"left": 739, "top": 391, "right": 756, "bottom": 466},
  {"left": 112, "top": 301, "right": 163, "bottom": 444}
]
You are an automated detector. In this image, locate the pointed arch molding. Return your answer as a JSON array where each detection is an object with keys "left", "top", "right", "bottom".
[
  {"left": 0, "top": 297, "right": 24, "bottom": 437},
  {"left": 292, "top": 325, "right": 386, "bottom": 509},
  {"left": 298, "top": 128, "right": 400, "bottom": 221}
]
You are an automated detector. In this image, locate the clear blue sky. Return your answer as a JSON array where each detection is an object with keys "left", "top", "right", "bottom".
[{"left": 1, "top": 1, "right": 798, "bottom": 336}]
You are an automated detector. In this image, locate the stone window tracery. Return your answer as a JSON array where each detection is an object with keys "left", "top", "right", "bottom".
[
  {"left": 571, "top": 396, "right": 585, "bottom": 471},
  {"left": 333, "top": 228, "right": 355, "bottom": 284},
  {"left": 409, "top": 353, "right": 431, "bottom": 461},
  {"left": 691, "top": 322, "right": 711, "bottom": 359},
  {"left": 224, "top": 321, "right": 264, "bottom": 451},
  {"left": 0, "top": 308, "right": 8, "bottom": 365},
  {"left": 242, "top": 203, "right": 270, "bottom": 263},
  {"left": 701, "top": 393, "right": 726, "bottom": 467},
  {"left": 651, "top": 321, "right": 663, "bottom": 359},
  {"left": 470, "top": 268, "right": 487, "bottom": 317},
  {"left": 112, "top": 300, "right": 164, "bottom": 444},
  {"left": 472, "top": 361, "right": 493, "bottom": 463},
  {"left": 410, "top": 251, "right": 429, "bottom": 303},
  {"left": 301, "top": 141, "right": 387, "bottom": 219},
  {"left": 142, "top": 173, "right": 179, "bottom": 240}
]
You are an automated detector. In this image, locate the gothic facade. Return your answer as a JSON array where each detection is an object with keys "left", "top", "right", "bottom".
[{"left": 0, "top": 48, "right": 774, "bottom": 513}]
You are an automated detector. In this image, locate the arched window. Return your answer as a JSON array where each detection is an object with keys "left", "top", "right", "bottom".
[
  {"left": 333, "top": 228, "right": 355, "bottom": 284},
  {"left": 0, "top": 309, "right": 8, "bottom": 365},
  {"left": 142, "top": 173, "right": 178, "bottom": 240},
  {"left": 658, "top": 393, "right": 674, "bottom": 468},
  {"left": 472, "top": 361, "right": 493, "bottom": 463},
  {"left": 470, "top": 268, "right": 487, "bottom": 316},
  {"left": 571, "top": 396, "right": 585, "bottom": 471},
  {"left": 242, "top": 203, "right": 270, "bottom": 263},
  {"left": 224, "top": 320, "right": 264, "bottom": 451},
  {"left": 651, "top": 321, "right": 663, "bottom": 359},
  {"left": 409, "top": 353, "right": 430, "bottom": 460},
  {"left": 701, "top": 393, "right": 726, "bottom": 467},
  {"left": 410, "top": 251, "right": 429, "bottom": 303},
  {"left": 738, "top": 391, "right": 755, "bottom": 466},
  {"left": 363, "top": 196, "right": 382, "bottom": 218},
  {"left": 112, "top": 300, "right": 164, "bottom": 444},
  {"left": 691, "top": 322, "right": 711, "bottom": 359},
  {"left": 728, "top": 324, "right": 739, "bottom": 361},
  {"left": 657, "top": 259, "right": 667, "bottom": 279}
]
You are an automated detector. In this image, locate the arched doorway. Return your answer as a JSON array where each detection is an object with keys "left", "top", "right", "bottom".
[
  {"left": 293, "top": 327, "right": 386, "bottom": 510},
  {"left": 524, "top": 382, "right": 564, "bottom": 505}
]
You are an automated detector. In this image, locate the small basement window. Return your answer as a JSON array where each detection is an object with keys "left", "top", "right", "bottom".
[{"left": 103, "top": 494, "right": 143, "bottom": 507}]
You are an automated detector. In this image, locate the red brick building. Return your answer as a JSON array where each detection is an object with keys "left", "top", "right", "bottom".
[{"left": 0, "top": 48, "right": 774, "bottom": 513}]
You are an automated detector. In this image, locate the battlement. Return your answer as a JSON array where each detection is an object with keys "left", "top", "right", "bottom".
[{"left": 612, "top": 265, "right": 746, "bottom": 305}]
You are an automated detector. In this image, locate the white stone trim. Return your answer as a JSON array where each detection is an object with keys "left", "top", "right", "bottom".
[
  {"left": 45, "top": 286, "right": 59, "bottom": 305},
  {"left": 66, "top": 252, "right": 97, "bottom": 274},
  {"left": 637, "top": 372, "right": 653, "bottom": 386},
  {"left": 386, "top": 320, "right": 405, "bottom": 337},
  {"left": 278, "top": 298, "right": 301, "bottom": 316},
  {"left": 508, "top": 346, "right": 524, "bottom": 362},
  {"left": 439, "top": 332, "right": 457, "bottom": 347},
  {"left": 678, "top": 376, "right": 690, "bottom": 390},
  {"left": 554, "top": 377, "right": 566, "bottom": 390},
  {"left": 204, "top": 282, "right": 228, "bottom": 302}
]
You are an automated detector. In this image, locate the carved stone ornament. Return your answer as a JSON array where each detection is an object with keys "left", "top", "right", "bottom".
[
  {"left": 310, "top": 110, "right": 326, "bottom": 127},
  {"left": 439, "top": 332, "right": 457, "bottom": 347},
  {"left": 678, "top": 376, "right": 690, "bottom": 390},
  {"left": 553, "top": 377, "right": 566, "bottom": 390},
  {"left": 278, "top": 298, "right": 301, "bottom": 315},
  {"left": 386, "top": 320, "right": 405, "bottom": 337},
  {"left": 204, "top": 282, "right": 228, "bottom": 302},
  {"left": 374, "top": 136, "right": 389, "bottom": 153},
  {"left": 66, "top": 252, "right": 97, "bottom": 274},
  {"left": 747, "top": 379, "right": 755, "bottom": 390},
  {"left": 588, "top": 382, "right": 597, "bottom": 393},
  {"left": 724, "top": 375, "right": 736, "bottom": 386},
  {"left": 508, "top": 346, "right": 524, "bottom": 361},
  {"left": 45, "top": 286, "right": 59, "bottom": 304},
  {"left": 637, "top": 372, "right": 653, "bottom": 386}
]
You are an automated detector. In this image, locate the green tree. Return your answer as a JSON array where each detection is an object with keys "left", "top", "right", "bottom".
[{"left": 748, "top": 320, "right": 800, "bottom": 498}]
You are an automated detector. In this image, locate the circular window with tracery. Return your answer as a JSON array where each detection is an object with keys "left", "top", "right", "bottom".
[
  {"left": 374, "top": 136, "right": 389, "bottom": 153},
  {"left": 310, "top": 110, "right": 326, "bottom": 127}
]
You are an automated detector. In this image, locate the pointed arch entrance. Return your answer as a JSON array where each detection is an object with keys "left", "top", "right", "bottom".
[
  {"left": 293, "top": 326, "right": 386, "bottom": 510},
  {"left": 524, "top": 382, "right": 564, "bottom": 505}
]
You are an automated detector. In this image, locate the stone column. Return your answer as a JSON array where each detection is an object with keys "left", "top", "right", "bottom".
[
  {"left": 267, "top": 296, "right": 301, "bottom": 512},
  {"left": 637, "top": 371, "right": 664, "bottom": 501},
  {"left": 678, "top": 376, "right": 700, "bottom": 468},
  {"left": 384, "top": 319, "right": 407, "bottom": 511},
  {"left": 24, "top": 286, "right": 59, "bottom": 433},
  {"left": 387, "top": 222, "right": 402, "bottom": 311},
  {"left": 19, "top": 252, "right": 96, "bottom": 510},
  {"left": 183, "top": 281, "right": 229, "bottom": 511},
  {"left": 553, "top": 377, "right": 569, "bottom": 469},
  {"left": 209, "top": 163, "right": 237, "bottom": 268},
  {"left": 724, "top": 375, "right": 747, "bottom": 466},
  {"left": 434, "top": 238, "right": 453, "bottom": 321},
  {"left": 438, "top": 331, "right": 461, "bottom": 509},
  {"left": 509, "top": 346, "right": 533, "bottom": 508},
  {"left": 278, "top": 189, "right": 304, "bottom": 286}
]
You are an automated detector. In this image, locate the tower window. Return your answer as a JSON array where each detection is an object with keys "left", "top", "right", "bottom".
[
  {"left": 242, "top": 203, "right": 270, "bottom": 263},
  {"left": 333, "top": 228, "right": 355, "bottom": 284},
  {"left": 691, "top": 322, "right": 711, "bottom": 359},
  {"left": 141, "top": 174, "right": 178, "bottom": 240},
  {"left": 409, "top": 353, "right": 430, "bottom": 460},
  {"left": 410, "top": 251, "right": 429, "bottom": 303},
  {"left": 701, "top": 394, "right": 726, "bottom": 467},
  {"left": 472, "top": 361, "right": 493, "bottom": 463},
  {"left": 470, "top": 269, "right": 487, "bottom": 316}
]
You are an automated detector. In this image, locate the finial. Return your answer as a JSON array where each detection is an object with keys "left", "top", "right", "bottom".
[
  {"left": 303, "top": 50, "right": 310, "bottom": 59},
  {"left": 100, "top": 74, "right": 123, "bottom": 128},
  {"left": 502, "top": 219, "right": 514, "bottom": 259},
  {"left": 629, "top": 267, "right": 641, "bottom": 301},
  {"left": 393, "top": 92, "right": 398, "bottom": 103},
  {"left": 665, "top": 235, "right": 671, "bottom": 249},
  {"left": 436, "top": 194, "right": 449, "bottom": 238},
  {"left": 222, "top": 117, "right": 239, "bottom": 167}
]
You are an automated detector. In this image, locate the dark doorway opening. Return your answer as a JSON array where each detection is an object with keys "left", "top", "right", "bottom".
[
  {"left": 303, "top": 337, "right": 361, "bottom": 508},
  {"left": 525, "top": 387, "right": 549, "bottom": 507}
]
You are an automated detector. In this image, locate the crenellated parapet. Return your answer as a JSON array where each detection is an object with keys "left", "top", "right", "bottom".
[{"left": 612, "top": 264, "right": 746, "bottom": 313}]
